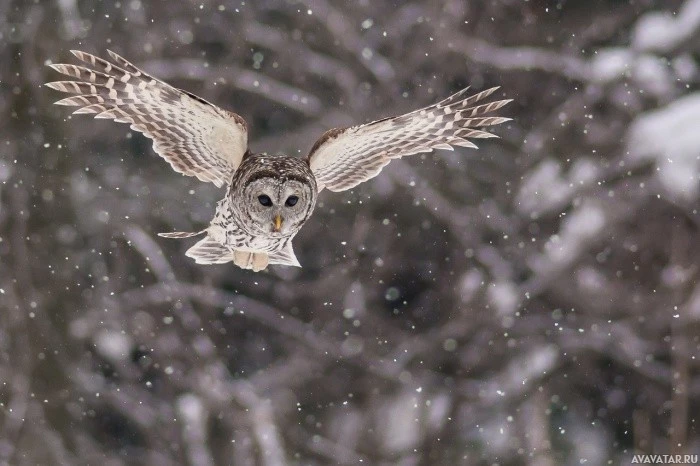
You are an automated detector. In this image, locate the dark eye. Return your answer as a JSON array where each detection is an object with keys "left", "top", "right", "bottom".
[
  {"left": 258, "top": 194, "right": 273, "bottom": 207},
  {"left": 285, "top": 195, "right": 299, "bottom": 207}
]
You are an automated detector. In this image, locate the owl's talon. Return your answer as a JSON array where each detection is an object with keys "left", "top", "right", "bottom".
[{"left": 233, "top": 250, "right": 269, "bottom": 272}]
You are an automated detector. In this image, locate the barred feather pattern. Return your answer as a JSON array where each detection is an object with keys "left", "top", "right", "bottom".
[
  {"left": 307, "top": 87, "right": 512, "bottom": 192},
  {"left": 159, "top": 154, "right": 315, "bottom": 269},
  {"left": 219, "top": 154, "right": 315, "bottom": 252},
  {"left": 46, "top": 50, "right": 248, "bottom": 187},
  {"left": 46, "top": 50, "right": 511, "bottom": 271}
]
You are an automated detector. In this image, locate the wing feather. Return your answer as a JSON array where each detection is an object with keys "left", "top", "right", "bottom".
[
  {"left": 46, "top": 50, "right": 249, "bottom": 187},
  {"left": 307, "top": 87, "right": 511, "bottom": 192}
]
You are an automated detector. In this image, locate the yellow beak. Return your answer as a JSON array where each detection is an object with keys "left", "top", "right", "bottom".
[{"left": 273, "top": 214, "right": 283, "bottom": 232}]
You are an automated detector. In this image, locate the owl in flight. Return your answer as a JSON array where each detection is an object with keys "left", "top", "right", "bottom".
[{"left": 47, "top": 50, "right": 511, "bottom": 271}]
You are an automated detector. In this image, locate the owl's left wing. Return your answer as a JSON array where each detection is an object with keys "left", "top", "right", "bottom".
[
  {"left": 307, "top": 87, "right": 511, "bottom": 192},
  {"left": 46, "top": 50, "right": 248, "bottom": 187}
]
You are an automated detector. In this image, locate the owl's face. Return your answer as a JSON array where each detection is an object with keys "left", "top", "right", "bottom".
[{"left": 239, "top": 173, "right": 316, "bottom": 238}]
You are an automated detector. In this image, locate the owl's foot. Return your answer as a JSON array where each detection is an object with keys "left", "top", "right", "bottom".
[
  {"left": 172, "top": 230, "right": 270, "bottom": 271},
  {"left": 232, "top": 250, "right": 269, "bottom": 272}
]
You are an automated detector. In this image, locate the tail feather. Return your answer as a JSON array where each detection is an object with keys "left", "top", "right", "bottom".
[
  {"left": 185, "top": 236, "right": 233, "bottom": 265},
  {"left": 157, "top": 228, "right": 275, "bottom": 271},
  {"left": 268, "top": 242, "right": 301, "bottom": 267},
  {"left": 158, "top": 230, "right": 206, "bottom": 239}
]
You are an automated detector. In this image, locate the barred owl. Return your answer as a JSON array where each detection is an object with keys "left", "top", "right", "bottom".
[{"left": 46, "top": 50, "right": 511, "bottom": 271}]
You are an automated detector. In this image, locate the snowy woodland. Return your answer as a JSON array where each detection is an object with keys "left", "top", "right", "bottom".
[{"left": 1, "top": 0, "right": 699, "bottom": 464}]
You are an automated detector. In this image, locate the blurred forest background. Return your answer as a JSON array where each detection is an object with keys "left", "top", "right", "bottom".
[{"left": 1, "top": 0, "right": 699, "bottom": 465}]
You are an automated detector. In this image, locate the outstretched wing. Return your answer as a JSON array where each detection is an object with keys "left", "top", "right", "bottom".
[
  {"left": 46, "top": 50, "right": 248, "bottom": 187},
  {"left": 307, "top": 87, "right": 511, "bottom": 192}
]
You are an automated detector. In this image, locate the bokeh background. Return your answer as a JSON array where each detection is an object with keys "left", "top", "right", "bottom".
[{"left": 1, "top": 0, "right": 699, "bottom": 464}]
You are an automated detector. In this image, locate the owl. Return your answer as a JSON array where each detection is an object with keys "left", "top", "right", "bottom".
[{"left": 47, "top": 50, "right": 511, "bottom": 272}]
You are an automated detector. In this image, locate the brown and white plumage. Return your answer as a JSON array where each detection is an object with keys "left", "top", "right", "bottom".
[
  {"left": 47, "top": 50, "right": 511, "bottom": 271},
  {"left": 46, "top": 50, "right": 247, "bottom": 187},
  {"left": 307, "top": 87, "right": 512, "bottom": 192}
]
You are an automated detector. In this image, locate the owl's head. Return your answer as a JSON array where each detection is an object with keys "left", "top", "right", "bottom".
[{"left": 234, "top": 155, "right": 317, "bottom": 237}]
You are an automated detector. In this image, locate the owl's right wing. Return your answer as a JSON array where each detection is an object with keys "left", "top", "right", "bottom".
[
  {"left": 46, "top": 50, "right": 248, "bottom": 188},
  {"left": 307, "top": 87, "right": 511, "bottom": 192}
]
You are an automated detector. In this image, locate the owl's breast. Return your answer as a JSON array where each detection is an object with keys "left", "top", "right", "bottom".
[
  {"left": 223, "top": 225, "right": 288, "bottom": 254},
  {"left": 210, "top": 204, "right": 288, "bottom": 253}
]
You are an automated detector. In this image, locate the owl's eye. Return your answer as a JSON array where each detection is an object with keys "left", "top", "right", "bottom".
[
  {"left": 285, "top": 195, "right": 299, "bottom": 207},
  {"left": 258, "top": 194, "right": 273, "bottom": 207}
]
